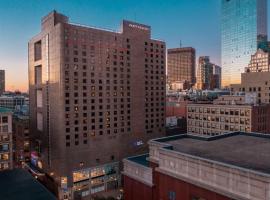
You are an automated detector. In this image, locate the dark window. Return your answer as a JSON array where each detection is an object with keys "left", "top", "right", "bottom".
[
  {"left": 34, "top": 40, "right": 42, "bottom": 61},
  {"left": 168, "top": 191, "right": 176, "bottom": 200},
  {"left": 191, "top": 196, "right": 206, "bottom": 200},
  {"left": 2, "top": 116, "right": 8, "bottom": 123}
]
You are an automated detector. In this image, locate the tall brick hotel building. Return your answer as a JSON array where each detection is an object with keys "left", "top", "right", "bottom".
[
  {"left": 123, "top": 132, "right": 270, "bottom": 200},
  {"left": 28, "top": 11, "right": 165, "bottom": 199}
]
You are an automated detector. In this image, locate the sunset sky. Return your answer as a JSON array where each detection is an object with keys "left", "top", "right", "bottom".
[{"left": 0, "top": 0, "right": 269, "bottom": 92}]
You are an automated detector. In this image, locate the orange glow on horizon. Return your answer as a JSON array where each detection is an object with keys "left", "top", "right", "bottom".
[{"left": 5, "top": 81, "right": 28, "bottom": 93}]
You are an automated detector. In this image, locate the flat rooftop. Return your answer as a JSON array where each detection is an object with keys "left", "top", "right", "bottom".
[
  {"left": 127, "top": 154, "right": 149, "bottom": 167},
  {"left": 155, "top": 132, "right": 270, "bottom": 175},
  {"left": 0, "top": 169, "right": 56, "bottom": 200}
]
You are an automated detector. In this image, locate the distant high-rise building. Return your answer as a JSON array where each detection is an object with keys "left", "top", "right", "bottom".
[
  {"left": 210, "top": 74, "right": 220, "bottom": 90},
  {"left": 28, "top": 11, "right": 166, "bottom": 199},
  {"left": 197, "top": 57, "right": 221, "bottom": 90},
  {"left": 167, "top": 47, "right": 196, "bottom": 88},
  {"left": 231, "top": 48, "right": 270, "bottom": 104},
  {"left": 221, "top": 0, "right": 267, "bottom": 87},
  {"left": 212, "top": 65, "right": 222, "bottom": 89},
  {"left": 231, "top": 71, "right": 270, "bottom": 104},
  {"left": 0, "top": 70, "right": 5, "bottom": 95},
  {"left": 246, "top": 48, "right": 270, "bottom": 73},
  {"left": 197, "top": 56, "right": 213, "bottom": 90}
]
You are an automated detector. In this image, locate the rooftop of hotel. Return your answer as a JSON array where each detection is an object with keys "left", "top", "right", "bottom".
[
  {"left": 0, "top": 169, "right": 56, "bottom": 200},
  {"left": 153, "top": 132, "right": 270, "bottom": 175},
  {"left": 40, "top": 10, "right": 165, "bottom": 42}
]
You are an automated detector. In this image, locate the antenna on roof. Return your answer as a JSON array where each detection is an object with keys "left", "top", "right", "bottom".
[{"left": 180, "top": 40, "right": 182, "bottom": 48}]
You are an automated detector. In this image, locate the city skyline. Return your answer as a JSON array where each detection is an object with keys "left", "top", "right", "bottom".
[
  {"left": 0, "top": 0, "right": 249, "bottom": 91},
  {"left": 1, "top": 1, "right": 270, "bottom": 200},
  {"left": 1, "top": 1, "right": 270, "bottom": 92}
]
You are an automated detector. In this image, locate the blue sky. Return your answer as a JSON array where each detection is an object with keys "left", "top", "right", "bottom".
[{"left": 0, "top": 0, "right": 269, "bottom": 91}]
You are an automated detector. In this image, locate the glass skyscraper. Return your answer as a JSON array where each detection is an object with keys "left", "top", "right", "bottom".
[{"left": 221, "top": 0, "right": 267, "bottom": 87}]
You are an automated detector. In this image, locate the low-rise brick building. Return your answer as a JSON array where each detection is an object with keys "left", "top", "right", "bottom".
[
  {"left": 187, "top": 95, "right": 270, "bottom": 136},
  {"left": 123, "top": 132, "right": 270, "bottom": 200}
]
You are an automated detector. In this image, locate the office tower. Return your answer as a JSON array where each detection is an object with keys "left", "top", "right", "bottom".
[
  {"left": 197, "top": 56, "right": 213, "bottom": 90},
  {"left": 167, "top": 47, "right": 196, "bottom": 89},
  {"left": 246, "top": 48, "right": 270, "bottom": 73},
  {"left": 28, "top": 11, "right": 166, "bottom": 199},
  {"left": 0, "top": 108, "right": 13, "bottom": 171},
  {"left": 221, "top": 0, "right": 267, "bottom": 87},
  {"left": 197, "top": 57, "right": 221, "bottom": 90},
  {"left": 124, "top": 132, "right": 270, "bottom": 200},
  {"left": 0, "top": 70, "right": 5, "bottom": 95},
  {"left": 212, "top": 65, "right": 221, "bottom": 89},
  {"left": 187, "top": 95, "right": 270, "bottom": 136}
]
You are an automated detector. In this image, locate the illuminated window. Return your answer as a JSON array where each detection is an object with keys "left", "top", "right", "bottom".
[{"left": 73, "top": 170, "right": 89, "bottom": 183}]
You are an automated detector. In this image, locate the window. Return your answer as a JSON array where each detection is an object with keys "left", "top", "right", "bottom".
[
  {"left": 2, "top": 116, "right": 8, "bottom": 123},
  {"left": 168, "top": 191, "right": 176, "bottom": 200},
  {"left": 82, "top": 190, "right": 90, "bottom": 197},
  {"left": 36, "top": 89, "right": 43, "bottom": 108},
  {"left": 0, "top": 144, "right": 8, "bottom": 151},
  {"left": 0, "top": 153, "right": 9, "bottom": 161},
  {"left": 37, "top": 113, "right": 43, "bottom": 131},
  {"left": 191, "top": 197, "right": 206, "bottom": 200},
  {"left": 34, "top": 40, "right": 42, "bottom": 61},
  {"left": 73, "top": 170, "right": 90, "bottom": 183},
  {"left": 35, "top": 65, "right": 42, "bottom": 84}
]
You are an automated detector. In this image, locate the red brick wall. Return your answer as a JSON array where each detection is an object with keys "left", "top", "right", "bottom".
[
  {"left": 251, "top": 105, "right": 270, "bottom": 134},
  {"left": 124, "top": 175, "right": 154, "bottom": 200},
  {"left": 166, "top": 105, "right": 187, "bottom": 118},
  {"left": 166, "top": 99, "right": 190, "bottom": 118},
  {"left": 156, "top": 171, "right": 232, "bottom": 200},
  {"left": 124, "top": 163, "right": 233, "bottom": 200}
]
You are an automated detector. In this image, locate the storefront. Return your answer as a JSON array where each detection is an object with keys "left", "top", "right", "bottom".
[{"left": 72, "top": 162, "right": 120, "bottom": 198}]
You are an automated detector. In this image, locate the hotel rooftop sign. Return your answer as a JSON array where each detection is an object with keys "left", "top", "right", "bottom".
[
  {"left": 122, "top": 20, "right": 151, "bottom": 35},
  {"left": 128, "top": 23, "right": 149, "bottom": 31}
]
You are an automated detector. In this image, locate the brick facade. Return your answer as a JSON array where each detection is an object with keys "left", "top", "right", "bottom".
[{"left": 124, "top": 163, "right": 232, "bottom": 200}]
